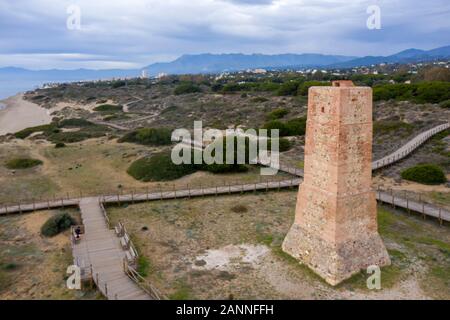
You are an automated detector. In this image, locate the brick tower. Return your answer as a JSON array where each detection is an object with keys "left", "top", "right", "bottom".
[{"left": 282, "top": 80, "right": 390, "bottom": 286}]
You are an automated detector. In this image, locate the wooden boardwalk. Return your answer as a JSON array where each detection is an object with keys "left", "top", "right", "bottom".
[
  {"left": 73, "top": 197, "right": 151, "bottom": 300},
  {"left": 372, "top": 123, "right": 450, "bottom": 170}
]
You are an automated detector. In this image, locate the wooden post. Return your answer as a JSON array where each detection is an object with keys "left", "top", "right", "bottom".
[
  {"left": 422, "top": 203, "right": 425, "bottom": 219},
  {"left": 131, "top": 190, "right": 134, "bottom": 204},
  {"left": 105, "top": 283, "right": 108, "bottom": 296},
  {"left": 174, "top": 184, "right": 177, "bottom": 198},
  {"left": 18, "top": 203, "right": 22, "bottom": 214},
  {"left": 33, "top": 199, "right": 36, "bottom": 212},
  {"left": 47, "top": 198, "right": 50, "bottom": 210},
  {"left": 439, "top": 208, "right": 443, "bottom": 226},
  {"left": 406, "top": 197, "right": 410, "bottom": 214},
  {"left": 117, "top": 193, "right": 120, "bottom": 206},
  {"left": 391, "top": 190, "right": 395, "bottom": 208},
  {"left": 146, "top": 187, "right": 149, "bottom": 201}
]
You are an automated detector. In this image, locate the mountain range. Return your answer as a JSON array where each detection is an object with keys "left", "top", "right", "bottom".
[{"left": 1, "top": 45, "right": 449, "bottom": 83}]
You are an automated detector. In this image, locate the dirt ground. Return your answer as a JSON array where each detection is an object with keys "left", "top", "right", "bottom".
[
  {"left": 0, "top": 209, "right": 100, "bottom": 300},
  {"left": 106, "top": 191, "right": 450, "bottom": 300}
]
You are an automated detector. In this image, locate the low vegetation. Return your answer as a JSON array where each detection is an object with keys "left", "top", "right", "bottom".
[
  {"left": 54, "top": 142, "right": 66, "bottom": 149},
  {"left": 266, "top": 108, "right": 289, "bottom": 120},
  {"left": 40, "top": 212, "right": 76, "bottom": 237},
  {"left": 127, "top": 152, "right": 197, "bottom": 182},
  {"left": 5, "top": 158, "right": 43, "bottom": 169},
  {"left": 93, "top": 104, "right": 123, "bottom": 113},
  {"left": 401, "top": 164, "right": 447, "bottom": 185},
  {"left": 263, "top": 117, "right": 307, "bottom": 137},
  {"left": 14, "top": 119, "right": 110, "bottom": 143},
  {"left": 174, "top": 82, "right": 201, "bottom": 95},
  {"left": 373, "top": 120, "right": 414, "bottom": 136},
  {"left": 373, "top": 81, "right": 450, "bottom": 104},
  {"left": 118, "top": 127, "right": 172, "bottom": 146},
  {"left": 127, "top": 148, "right": 249, "bottom": 182}
]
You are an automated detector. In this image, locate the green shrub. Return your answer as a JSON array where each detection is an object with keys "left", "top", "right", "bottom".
[
  {"left": 266, "top": 108, "right": 289, "bottom": 120},
  {"left": 47, "top": 129, "right": 107, "bottom": 143},
  {"left": 221, "top": 83, "right": 243, "bottom": 93},
  {"left": 277, "top": 81, "right": 300, "bottom": 96},
  {"left": 263, "top": 137, "right": 292, "bottom": 152},
  {"left": 58, "top": 118, "right": 95, "bottom": 127},
  {"left": 263, "top": 117, "right": 306, "bottom": 137},
  {"left": 111, "top": 81, "right": 126, "bottom": 88},
  {"left": 278, "top": 138, "right": 292, "bottom": 152},
  {"left": 5, "top": 158, "right": 43, "bottom": 169},
  {"left": 127, "top": 153, "right": 197, "bottom": 182},
  {"left": 252, "top": 97, "right": 269, "bottom": 103},
  {"left": 103, "top": 114, "right": 130, "bottom": 121},
  {"left": 94, "top": 104, "right": 123, "bottom": 113},
  {"left": 231, "top": 204, "right": 248, "bottom": 213},
  {"left": 174, "top": 82, "right": 201, "bottom": 95},
  {"left": 297, "top": 81, "right": 331, "bottom": 96},
  {"left": 263, "top": 120, "right": 290, "bottom": 136},
  {"left": 54, "top": 142, "right": 66, "bottom": 148},
  {"left": 285, "top": 117, "right": 307, "bottom": 136},
  {"left": 211, "top": 83, "right": 223, "bottom": 92},
  {"left": 440, "top": 100, "right": 450, "bottom": 109},
  {"left": 41, "top": 213, "right": 76, "bottom": 237},
  {"left": 118, "top": 127, "right": 172, "bottom": 146},
  {"left": 373, "top": 82, "right": 450, "bottom": 103},
  {"left": 401, "top": 164, "right": 447, "bottom": 185},
  {"left": 1, "top": 263, "right": 19, "bottom": 271},
  {"left": 14, "top": 120, "right": 108, "bottom": 143},
  {"left": 14, "top": 124, "right": 57, "bottom": 139}
]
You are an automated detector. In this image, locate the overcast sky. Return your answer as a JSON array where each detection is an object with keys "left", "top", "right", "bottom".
[{"left": 0, "top": 0, "right": 449, "bottom": 70}]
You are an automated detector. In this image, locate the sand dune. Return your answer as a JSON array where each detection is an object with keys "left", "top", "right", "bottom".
[{"left": 0, "top": 94, "right": 52, "bottom": 136}]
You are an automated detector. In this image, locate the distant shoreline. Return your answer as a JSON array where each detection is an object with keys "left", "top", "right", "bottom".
[{"left": 0, "top": 93, "right": 52, "bottom": 136}]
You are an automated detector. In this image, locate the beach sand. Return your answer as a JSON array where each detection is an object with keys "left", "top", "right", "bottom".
[{"left": 0, "top": 93, "right": 52, "bottom": 136}]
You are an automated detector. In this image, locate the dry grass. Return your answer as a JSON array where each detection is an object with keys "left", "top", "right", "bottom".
[
  {"left": 0, "top": 138, "right": 288, "bottom": 204},
  {"left": 0, "top": 209, "right": 100, "bottom": 299}
]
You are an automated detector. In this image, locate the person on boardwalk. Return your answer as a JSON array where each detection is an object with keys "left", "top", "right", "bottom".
[{"left": 75, "top": 226, "right": 82, "bottom": 240}]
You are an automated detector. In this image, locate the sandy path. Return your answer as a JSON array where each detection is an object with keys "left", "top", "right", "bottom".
[{"left": 0, "top": 93, "right": 52, "bottom": 135}]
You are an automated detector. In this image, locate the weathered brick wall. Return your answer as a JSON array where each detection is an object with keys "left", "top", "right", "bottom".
[{"left": 283, "top": 81, "right": 390, "bottom": 285}]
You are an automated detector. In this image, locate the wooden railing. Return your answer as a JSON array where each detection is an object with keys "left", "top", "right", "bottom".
[
  {"left": 99, "top": 200, "right": 111, "bottom": 228},
  {"left": 116, "top": 221, "right": 165, "bottom": 300},
  {"left": 123, "top": 262, "right": 165, "bottom": 300}
]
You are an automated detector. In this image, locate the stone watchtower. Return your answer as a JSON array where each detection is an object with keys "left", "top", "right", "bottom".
[{"left": 282, "top": 80, "right": 390, "bottom": 286}]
